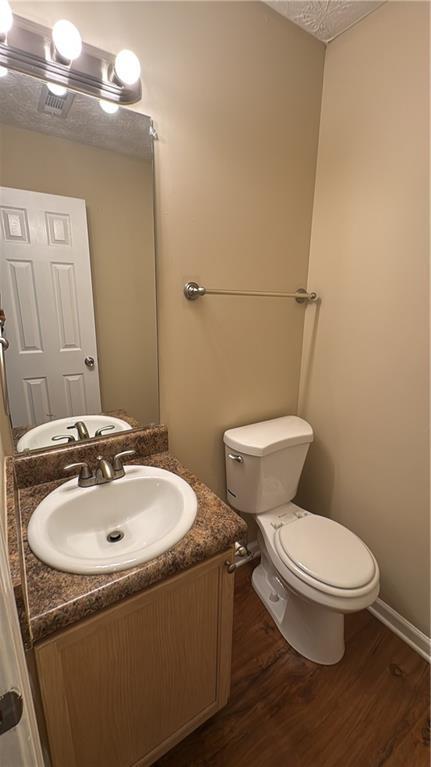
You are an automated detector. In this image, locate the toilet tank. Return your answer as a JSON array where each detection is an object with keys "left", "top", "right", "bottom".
[{"left": 224, "top": 416, "right": 313, "bottom": 514}]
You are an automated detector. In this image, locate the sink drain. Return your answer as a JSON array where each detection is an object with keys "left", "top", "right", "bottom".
[{"left": 107, "top": 529, "right": 124, "bottom": 543}]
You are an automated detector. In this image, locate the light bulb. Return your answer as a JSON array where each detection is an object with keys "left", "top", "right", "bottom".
[
  {"left": 114, "top": 49, "right": 141, "bottom": 86},
  {"left": 0, "top": 65, "right": 8, "bottom": 78},
  {"left": 0, "top": 0, "right": 13, "bottom": 37},
  {"left": 52, "top": 19, "right": 82, "bottom": 62},
  {"left": 99, "top": 100, "right": 119, "bottom": 115},
  {"left": 47, "top": 82, "right": 67, "bottom": 97}
]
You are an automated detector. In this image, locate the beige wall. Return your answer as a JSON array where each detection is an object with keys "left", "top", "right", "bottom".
[
  {"left": 298, "top": 2, "right": 430, "bottom": 634},
  {"left": 0, "top": 124, "right": 158, "bottom": 426},
  {"left": 13, "top": 2, "right": 325, "bottom": 496}
]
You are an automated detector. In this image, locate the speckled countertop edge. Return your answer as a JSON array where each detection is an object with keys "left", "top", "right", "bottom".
[
  {"left": 5, "top": 457, "right": 19, "bottom": 587},
  {"left": 5, "top": 457, "right": 32, "bottom": 648},
  {"left": 9, "top": 450, "right": 247, "bottom": 645}
]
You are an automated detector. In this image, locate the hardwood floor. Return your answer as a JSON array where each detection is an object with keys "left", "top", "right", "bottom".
[{"left": 156, "top": 563, "right": 430, "bottom": 767}]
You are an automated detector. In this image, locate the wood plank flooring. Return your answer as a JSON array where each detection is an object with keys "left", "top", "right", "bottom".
[{"left": 156, "top": 562, "right": 430, "bottom": 767}]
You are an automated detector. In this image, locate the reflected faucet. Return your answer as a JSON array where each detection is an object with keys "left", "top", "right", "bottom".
[
  {"left": 67, "top": 421, "right": 90, "bottom": 440},
  {"left": 51, "top": 434, "right": 76, "bottom": 444},
  {"left": 95, "top": 424, "right": 115, "bottom": 437}
]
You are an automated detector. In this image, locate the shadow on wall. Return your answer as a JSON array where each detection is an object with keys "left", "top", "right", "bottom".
[
  {"left": 297, "top": 438, "right": 335, "bottom": 519},
  {"left": 296, "top": 300, "right": 335, "bottom": 517},
  {"left": 298, "top": 300, "right": 320, "bottom": 415}
]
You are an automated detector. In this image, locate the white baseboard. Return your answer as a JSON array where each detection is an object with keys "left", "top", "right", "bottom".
[{"left": 369, "top": 599, "right": 431, "bottom": 663}]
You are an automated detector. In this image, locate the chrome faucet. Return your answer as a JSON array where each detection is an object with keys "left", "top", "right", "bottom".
[
  {"left": 95, "top": 457, "right": 115, "bottom": 483},
  {"left": 67, "top": 421, "right": 90, "bottom": 440},
  {"left": 64, "top": 450, "right": 136, "bottom": 488}
]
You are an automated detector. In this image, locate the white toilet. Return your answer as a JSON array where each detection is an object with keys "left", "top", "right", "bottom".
[{"left": 224, "top": 416, "right": 379, "bottom": 665}]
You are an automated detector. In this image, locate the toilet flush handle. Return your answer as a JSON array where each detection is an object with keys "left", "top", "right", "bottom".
[{"left": 228, "top": 453, "right": 244, "bottom": 464}]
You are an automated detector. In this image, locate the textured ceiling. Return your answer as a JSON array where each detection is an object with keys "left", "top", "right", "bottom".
[
  {"left": 0, "top": 70, "right": 153, "bottom": 161},
  {"left": 266, "top": 1, "right": 385, "bottom": 43}
]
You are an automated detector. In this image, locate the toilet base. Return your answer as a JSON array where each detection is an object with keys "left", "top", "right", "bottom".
[{"left": 252, "top": 553, "right": 345, "bottom": 665}]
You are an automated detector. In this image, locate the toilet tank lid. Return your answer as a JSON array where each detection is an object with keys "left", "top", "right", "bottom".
[{"left": 223, "top": 416, "right": 313, "bottom": 457}]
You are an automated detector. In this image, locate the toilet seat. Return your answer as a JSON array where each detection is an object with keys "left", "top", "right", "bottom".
[{"left": 274, "top": 515, "right": 376, "bottom": 593}]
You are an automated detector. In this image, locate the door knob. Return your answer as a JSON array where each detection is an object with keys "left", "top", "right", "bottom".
[
  {"left": 84, "top": 356, "right": 95, "bottom": 369},
  {"left": 0, "top": 690, "right": 23, "bottom": 735}
]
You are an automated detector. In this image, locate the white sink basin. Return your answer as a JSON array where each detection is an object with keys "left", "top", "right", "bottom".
[
  {"left": 17, "top": 415, "right": 131, "bottom": 452},
  {"left": 27, "top": 466, "right": 197, "bottom": 574}
]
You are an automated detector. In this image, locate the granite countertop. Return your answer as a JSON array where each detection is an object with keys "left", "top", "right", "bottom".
[{"left": 9, "top": 451, "right": 247, "bottom": 645}]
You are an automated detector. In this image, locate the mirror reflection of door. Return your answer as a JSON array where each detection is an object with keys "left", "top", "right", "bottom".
[
  {"left": 0, "top": 186, "right": 101, "bottom": 427},
  {"left": 0, "top": 69, "right": 159, "bottom": 450}
]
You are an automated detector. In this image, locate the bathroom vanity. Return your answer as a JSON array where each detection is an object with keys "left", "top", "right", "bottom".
[
  {"left": 35, "top": 550, "right": 234, "bottom": 767},
  {"left": 6, "top": 426, "right": 246, "bottom": 767}
]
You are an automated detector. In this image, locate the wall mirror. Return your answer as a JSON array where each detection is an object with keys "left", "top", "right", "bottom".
[{"left": 0, "top": 70, "right": 159, "bottom": 453}]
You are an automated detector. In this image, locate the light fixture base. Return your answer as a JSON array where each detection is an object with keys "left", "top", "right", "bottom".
[{"left": 0, "top": 14, "right": 142, "bottom": 105}]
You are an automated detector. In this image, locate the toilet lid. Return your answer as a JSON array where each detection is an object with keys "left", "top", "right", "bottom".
[{"left": 276, "top": 516, "right": 376, "bottom": 590}]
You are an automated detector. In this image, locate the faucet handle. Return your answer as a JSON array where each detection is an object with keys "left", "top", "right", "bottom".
[
  {"left": 113, "top": 450, "right": 136, "bottom": 473},
  {"left": 52, "top": 434, "right": 76, "bottom": 443},
  {"left": 64, "top": 462, "right": 92, "bottom": 481},
  {"left": 95, "top": 424, "right": 115, "bottom": 437}
]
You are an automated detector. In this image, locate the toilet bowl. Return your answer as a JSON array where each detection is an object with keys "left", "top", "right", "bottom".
[{"left": 224, "top": 416, "right": 380, "bottom": 665}]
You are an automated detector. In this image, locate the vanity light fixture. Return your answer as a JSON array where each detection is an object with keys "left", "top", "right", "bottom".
[
  {"left": 99, "top": 99, "right": 119, "bottom": 115},
  {"left": 0, "top": 0, "right": 13, "bottom": 41},
  {"left": 113, "top": 49, "right": 141, "bottom": 86},
  {"left": 47, "top": 81, "right": 67, "bottom": 97},
  {"left": 52, "top": 19, "right": 82, "bottom": 64},
  {"left": 0, "top": 13, "right": 142, "bottom": 105}
]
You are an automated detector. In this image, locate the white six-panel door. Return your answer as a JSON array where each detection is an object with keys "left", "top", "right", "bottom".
[{"left": 0, "top": 187, "right": 101, "bottom": 428}]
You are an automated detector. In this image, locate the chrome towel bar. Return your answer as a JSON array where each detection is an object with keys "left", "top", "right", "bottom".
[{"left": 183, "top": 281, "right": 318, "bottom": 303}]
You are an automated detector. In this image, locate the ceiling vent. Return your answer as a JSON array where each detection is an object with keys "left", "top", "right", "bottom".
[{"left": 38, "top": 86, "right": 75, "bottom": 118}]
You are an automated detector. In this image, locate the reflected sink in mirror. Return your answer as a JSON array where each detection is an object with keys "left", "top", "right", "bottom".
[
  {"left": 27, "top": 466, "right": 198, "bottom": 574},
  {"left": 16, "top": 415, "right": 131, "bottom": 452}
]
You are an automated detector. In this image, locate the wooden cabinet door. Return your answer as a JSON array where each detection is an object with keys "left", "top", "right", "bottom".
[{"left": 35, "top": 550, "right": 234, "bottom": 767}]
